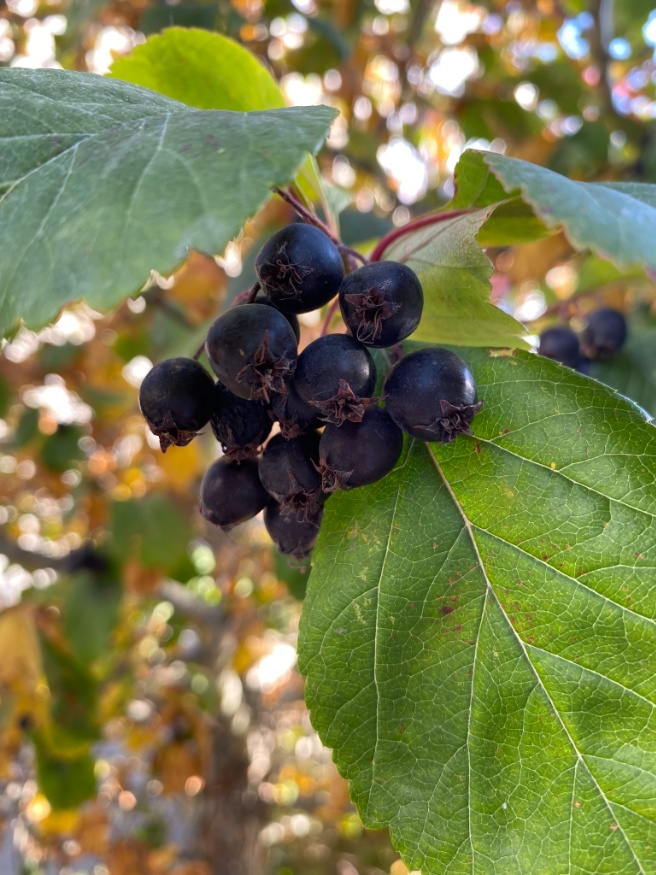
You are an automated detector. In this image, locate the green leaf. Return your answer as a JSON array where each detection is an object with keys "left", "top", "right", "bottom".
[
  {"left": 34, "top": 741, "right": 97, "bottom": 809},
  {"left": 109, "top": 492, "right": 193, "bottom": 574},
  {"left": 40, "top": 634, "right": 100, "bottom": 749},
  {"left": 589, "top": 319, "right": 656, "bottom": 419},
  {"left": 382, "top": 210, "right": 528, "bottom": 348},
  {"left": 61, "top": 571, "right": 122, "bottom": 666},
  {"left": 0, "top": 70, "right": 337, "bottom": 336},
  {"left": 109, "top": 29, "right": 337, "bottom": 237},
  {"left": 299, "top": 350, "right": 656, "bottom": 874},
  {"left": 454, "top": 150, "right": 656, "bottom": 269},
  {"left": 109, "top": 27, "right": 285, "bottom": 111}
]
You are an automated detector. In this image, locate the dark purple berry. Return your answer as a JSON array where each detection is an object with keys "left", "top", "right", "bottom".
[
  {"left": 259, "top": 432, "right": 324, "bottom": 519},
  {"left": 205, "top": 303, "right": 297, "bottom": 402},
  {"left": 317, "top": 407, "right": 403, "bottom": 493},
  {"left": 255, "top": 224, "right": 344, "bottom": 314},
  {"left": 339, "top": 261, "right": 423, "bottom": 347},
  {"left": 270, "top": 383, "right": 322, "bottom": 439},
  {"left": 264, "top": 500, "right": 324, "bottom": 559},
  {"left": 581, "top": 308, "right": 627, "bottom": 360},
  {"left": 139, "top": 357, "right": 215, "bottom": 452},
  {"left": 211, "top": 382, "right": 272, "bottom": 460},
  {"left": 293, "top": 334, "right": 377, "bottom": 426},
  {"left": 538, "top": 326, "right": 582, "bottom": 369},
  {"left": 200, "top": 457, "right": 268, "bottom": 531},
  {"left": 239, "top": 290, "right": 301, "bottom": 342},
  {"left": 383, "top": 348, "right": 482, "bottom": 443}
]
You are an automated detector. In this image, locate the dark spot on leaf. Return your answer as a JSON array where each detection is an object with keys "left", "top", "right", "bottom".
[
  {"left": 441, "top": 606, "right": 455, "bottom": 616},
  {"left": 179, "top": 144, "right": 192, "bottom": 152},
  {"left": 454, "top": 625, "right": 462, "bottom": 633}
]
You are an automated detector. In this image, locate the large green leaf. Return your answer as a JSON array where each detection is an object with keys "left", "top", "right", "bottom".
[
  {"left": 109, "top": 27, "right": 285, "bottom": 110},
  {"left": 109, "top": 28, "right": 338, "bottom": 234},
  {"left": 589, "top": 320, "right": 656, "bottom": 419},
  {"left": 453, "top": 150, "right": 656, "bottom": 269},
  {"left": 0, "top": 70, "right": 337, "bottom": 336},
  {"left": 299, "top": 350, "right": 656, "bottom": 874},
  {"left": 382, "top": 209, "right": 528, "bottom": 348}
]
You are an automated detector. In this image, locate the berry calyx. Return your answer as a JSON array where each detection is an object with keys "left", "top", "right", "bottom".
[
  {"left": 200, "top": 457, "right": 268, "bottom": 531},
  {"left": 338, "top": 261, "right": 424, "bottom": 347},
  {"left": 581, "top": 307, "right": 627, "bottom": 360},
  {"left": 205, "top": 303, "right": 298, "bottom": 401},
  {"left": 139, "top": 357, "right": 215, "bottom": 452},
  {"left": 538, "top": 326, "right": 582, "bottom": 369},
  {"left": 293, "top": 334, "right": 377, "bottom": 426},
  {"left": 264, "top": 500, "right": 324, "bottom": 559},
  {"left": 317, "top": 407, "right": 403, "bottom": 492},
  {"left": 255, "top": 224, "right": 344, "bottom": 314},
  {"left": 383, "top": 347, "right": 482, "bottom": 442}
]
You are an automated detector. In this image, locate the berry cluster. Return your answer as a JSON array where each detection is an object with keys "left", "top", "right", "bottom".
[
  {"left": 538, "top": 307, "right": 627, "bottom": 371},
  {"left": 139, "top": 219, "right": 482, "bottom": 560}
]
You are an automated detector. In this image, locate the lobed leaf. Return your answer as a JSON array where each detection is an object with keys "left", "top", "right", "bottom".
[
  {"left": 0, "top": 70, "right": 337, "bottom": 337},
  {"left": 299, "top": 350, "right": 656, "bottom": 875}
]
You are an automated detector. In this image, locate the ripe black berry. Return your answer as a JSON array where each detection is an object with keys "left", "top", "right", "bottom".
[
  {"left": 259, "top": 432, "right": 324, "bottom": 519},
  {"left": 200, "top": 457, "right": 268, "bottom": 531},
  {"left": 383, "top": 348, "right": 482, "bottom": 442},
  {"left": 339, "top": 261, "right": 424, "bottom": 347},
  {"left": 270, "top": 383, "right": 322, "bottom": 440},
  {"left": 239, "top": 290, "right": 301, "bottom": 342},
  {"left": 255, "top": 224, "right": 344, "bottom": 314},
  {"left": 139, "top": 357, "right": 215, "bottom": 452},
  {"left": 581, "top": 307, "right": 627, "bottom": 360},
  {"left": 211, "top": 382, "right": 272, "bottom": 460},
  {"left": 264, "top": 500, "right": 324, "bottom": 559},
  {"left": 205, "top": 303, "right": 298, "bottom": 402},
  {"left": 538, "top": 326, "right": 582, "bottom": 369},
  {"left": 317, "top": 407, "right": 403, "bottom": 493},
  {"left": 293, "top": 334, "right": 377, "bottom": 426}
]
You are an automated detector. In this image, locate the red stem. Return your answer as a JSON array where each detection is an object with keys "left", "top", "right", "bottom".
[{"left": 369, "top": 209, "right": 476, "bottom": 262}]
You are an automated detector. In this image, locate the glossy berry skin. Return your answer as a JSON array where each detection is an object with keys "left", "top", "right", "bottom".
[
  {"left": 339, "top": 261, "right": 424, "bottom": 347},
  {"left": 538, "top": 326, "right": 582, "bottom": 370},
  {"left": 383, "top": 347, "right": 482, "bottom": 443},
  {"left": 259, "top": 432, "right": 323, "bottom": 518},
  {"left": 581, "top": 308, "right": 627, "bottom": 360},
  {"left": 294, "top": 334, "right": 377, "bottom": 426},
  {"left": 205, "top": 303, "right": 297, "bottom": 402},
  {"left": 200, "top": 457, "right": 268, "bottom": 531},
  {"left": 318, "top": 407, "right": 403, "bottom": 493},
  {"left": 210, "top": 382, "right": 272, "bottom": 460},
  {"left": 270, "top": 383, "right": 322, "bottom": 439},
  {"left": 264, "top": 500, "right": 324, "bottom": 559},
  {"left": 139, "top": 357, "right": 215, "bottom": 452},
  {"left": 239, "top": 290, "right": 301, "bottom": 342},
  {"left": 255, "top": 224, "right": 344, "bottom": 314}
]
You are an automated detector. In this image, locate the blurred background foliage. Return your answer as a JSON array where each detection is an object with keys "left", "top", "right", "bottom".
[{"left": 1, "top": 0, "right": 656, "bottom": 873}]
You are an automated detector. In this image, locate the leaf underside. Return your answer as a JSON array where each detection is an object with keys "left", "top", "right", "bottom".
[
  {"left": 0, "top": 70, "right": 337, "bottom": 336},
  {"left": 299, "top": 349, "right": 656, "bottom": 875}
]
